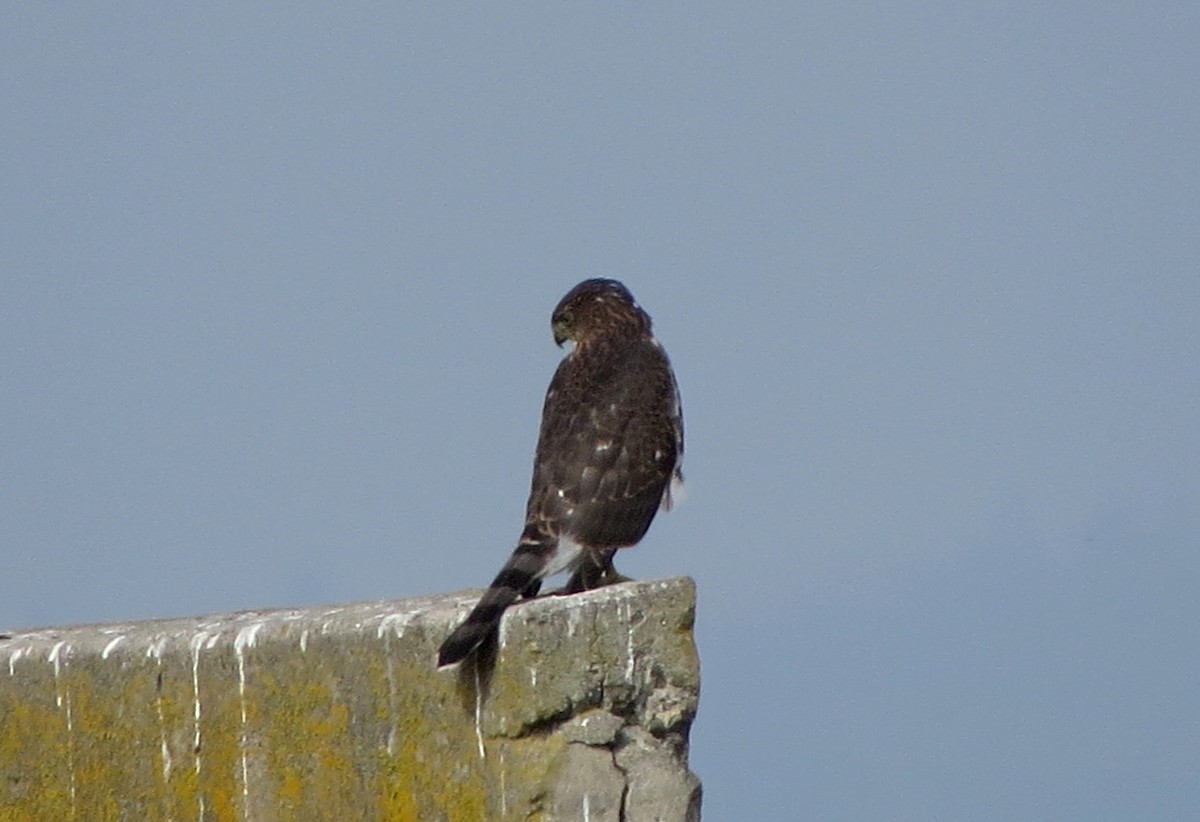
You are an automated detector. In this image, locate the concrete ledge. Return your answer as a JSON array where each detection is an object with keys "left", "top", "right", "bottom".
[{"left": 0, "top": 577, "right": 701, "bottom": 821}]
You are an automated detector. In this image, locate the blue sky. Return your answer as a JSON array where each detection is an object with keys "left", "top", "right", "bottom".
[{"left": 3, "top": 5, "right": 1197, "bottom": 819}]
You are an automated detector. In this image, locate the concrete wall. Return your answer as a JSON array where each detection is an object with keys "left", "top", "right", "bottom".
[{"left": 0, "top": 577, "right": 701, "bottom": 821}]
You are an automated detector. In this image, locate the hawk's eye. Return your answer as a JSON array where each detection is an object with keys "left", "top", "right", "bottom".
[{"left": 557, "top": 310, "right": 574, "bottom": 326}]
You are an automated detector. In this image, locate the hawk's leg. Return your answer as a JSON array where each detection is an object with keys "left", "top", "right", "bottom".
[{"left": 563, "top": 548, "right": 631, "bottom": 594}]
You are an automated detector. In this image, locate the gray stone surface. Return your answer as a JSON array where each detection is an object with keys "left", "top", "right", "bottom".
[
  {"left": 563, "top": 709, "right": 626, "bottom": 746},
  {"left": 618, "top": 727, "right": 704, "bottom": 822},
  {"left": 548, "top": 742, "right": 626, "bottom": 821},
  {"left": 0, "top": 576, "right": 701, "bottom": 820}
]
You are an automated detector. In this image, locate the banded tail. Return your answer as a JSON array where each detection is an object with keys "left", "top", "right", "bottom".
[{"left": 437, "top": 526, "right": 560, "bottom": 667}]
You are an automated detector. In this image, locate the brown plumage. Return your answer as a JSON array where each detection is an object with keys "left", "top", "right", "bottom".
[{"left": 437, "top": 279, "right": 683, "bottom": 667}]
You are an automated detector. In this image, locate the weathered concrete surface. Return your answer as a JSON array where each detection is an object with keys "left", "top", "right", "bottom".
[{"left": 0, "top": 577, "right": 701, "bottom": 821}]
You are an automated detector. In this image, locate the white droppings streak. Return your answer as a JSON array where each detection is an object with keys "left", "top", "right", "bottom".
[
  {"left": 499, "top": 747, "right": 507, "bottom": 816},
  {"left": 48, "top": 641, "right": 77, "bottom": 814},
  {"left": 234, "top": 623, "right": 263, "bottom": 661},
  {"left": 8, "top": 646, "right": 27, "bottom": 676},
  {"left": 190, "top": 630, "right": 209, "bottom": 820},
  {"left": 376, "top": 611, "right": 414, "bottom": 757},
  {"left": 145, "top": 636, "right": 168, "bottom": 661},
  {"left": 146, "top": 639, "right": 174, "bottom": 788},
  {"left": 583, "top": 792, "right": 591, "bottom": 821},
  {"left": 565, "top": 607, "right": 582, "bottom": 638},
  {"left": 299, "top": 629, "right": 309, "bottom": 653},
  {"left": 473, "top": 664, "right": 486, "bottom": 761},
  {"left": 376, "top": 612, "right": 413, "bottom": 640},
  {"left": 49, "top": 641, "right": 68, "bottom": 684},
  {"left": 623, "top": 600, "right": 636, "bottom": 681},
  {"left": 234, "top": 622, "right": 265, "bottom": 813},
  {"left": 101, "top": 635, "right": 126, "bottom": 660},
  {"left": 384, "top": 644, "right": 397, "bottom": 755},
  {"left": 379, "top": 619, "right": 400, "bottom": 756}
]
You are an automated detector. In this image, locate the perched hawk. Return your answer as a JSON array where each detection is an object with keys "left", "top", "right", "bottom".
[{"left": 438, "top": 279, "right": 683, "bottom": 667}]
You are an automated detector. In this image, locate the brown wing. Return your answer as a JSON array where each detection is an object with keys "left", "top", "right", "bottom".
[
  {"left": 439, "top": 279, "right": 683, "bottom": 667},
  {"left": 526, "top": 336, "right": 681, "bottom": 548}
]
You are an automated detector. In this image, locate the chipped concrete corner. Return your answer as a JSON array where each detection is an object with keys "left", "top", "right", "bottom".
[{"left": 0, "top": 577, "right": 701, "bottom": 821}]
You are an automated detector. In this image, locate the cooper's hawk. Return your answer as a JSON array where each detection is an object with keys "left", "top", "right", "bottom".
[{"left": 437, "top": 279, "right": 683, "bottom": 667}]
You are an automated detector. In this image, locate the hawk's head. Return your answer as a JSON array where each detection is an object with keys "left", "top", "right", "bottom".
[{"left": 551, "top": 279, "right": 652, "bottom": 348}]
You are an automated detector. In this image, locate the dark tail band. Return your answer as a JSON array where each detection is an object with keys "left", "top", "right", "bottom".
[{"left": 437, "top": 536, "right": 551, "bottom": 667}]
